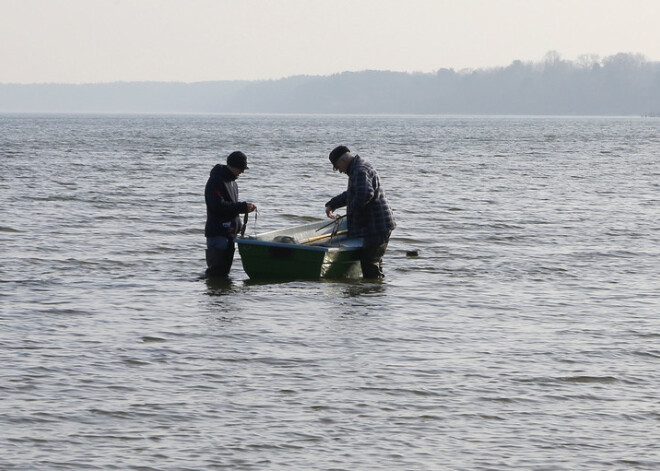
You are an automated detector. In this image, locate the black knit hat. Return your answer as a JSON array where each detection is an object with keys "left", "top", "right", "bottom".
[
  {"left": 227, "top": 151, "right": 249, "bottom": 170},
  {"left": 329, "top": 145, "right": 350, "bottom": 166}
]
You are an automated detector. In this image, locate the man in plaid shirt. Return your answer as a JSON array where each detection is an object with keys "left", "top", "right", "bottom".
[{"left": 325, "top": 145, "right": 396, "bottom": 279}]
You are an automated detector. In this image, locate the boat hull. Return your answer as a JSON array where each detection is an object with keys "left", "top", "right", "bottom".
[{"left": 236, "top": 219, "right": 363, "bottom": 280}]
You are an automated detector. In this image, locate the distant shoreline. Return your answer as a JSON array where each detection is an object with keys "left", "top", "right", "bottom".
[
  {"left": 1, "top": 112, "right": 654, "bottom": 119},
  {"left": 2, "top": 53, "right": 658, "bottom": 115}
]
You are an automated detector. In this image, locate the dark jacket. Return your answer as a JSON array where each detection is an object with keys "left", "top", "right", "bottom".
[
  {"left": 204, "top": 164, "right": 248, "bottom": 238},
  {"left": 326, "top": 155, "right": 396, "bottom": 237}
]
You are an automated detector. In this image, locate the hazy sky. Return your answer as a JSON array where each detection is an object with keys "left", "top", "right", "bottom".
[{"left": 2, "top": 0, "right": 659, "bottom": 84}]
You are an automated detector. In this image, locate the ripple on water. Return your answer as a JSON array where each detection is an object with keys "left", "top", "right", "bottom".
[{"left": 2, "top": 115, "right": 660, "bottom": 470}]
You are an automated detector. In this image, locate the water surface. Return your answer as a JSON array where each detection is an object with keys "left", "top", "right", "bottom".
[{"left": 1, "top": 114, "right": 659, "bottom": 470}]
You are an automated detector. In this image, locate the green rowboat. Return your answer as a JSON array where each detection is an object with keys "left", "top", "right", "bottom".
[{"left": 236, "top": 218, "right": 363, "bottom": 279}]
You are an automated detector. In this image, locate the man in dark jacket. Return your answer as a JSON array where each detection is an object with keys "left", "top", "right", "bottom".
[
  {"left": 204, "top": 151, "right": 256, "bottom": 277},
  {"left": 325, "top": 146, "right": 395, "bottom": 279}
]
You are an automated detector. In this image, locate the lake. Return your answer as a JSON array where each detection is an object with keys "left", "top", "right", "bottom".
[{"left": 1, "top": 114, "right": 659, "bottom": 470}]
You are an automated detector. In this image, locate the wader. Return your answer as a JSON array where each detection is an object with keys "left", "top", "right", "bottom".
[
  {"left": 205, "top": 236, "right": 235, "bottom": 278},
  {"left": 360, "top": 230, "right": 392, "bottom": 279}
]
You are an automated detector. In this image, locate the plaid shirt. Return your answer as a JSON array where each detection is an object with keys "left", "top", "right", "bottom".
[{"left": 326, "top": 155, "right": 396, "bottom": 237}]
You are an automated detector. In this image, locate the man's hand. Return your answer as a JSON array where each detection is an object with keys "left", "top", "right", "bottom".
[
  {"left": 325, "top": 205, "right": 336, "bottom": 219},
  {"left": 247, "top": 203, "right": 257, "bottom": 213}
]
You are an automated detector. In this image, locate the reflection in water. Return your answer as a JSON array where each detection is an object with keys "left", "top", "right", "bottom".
[
  {"left": 204, "top": 276, "right": 237, "bottom": 297},
  {"left": 315, "top": 278, "right": 388, "bottom": 300},
  {"left": 203, "top": 276, "right": 248, "bottom": 322},
  {"left": 341, "top": 279, "right": 387, "bottom": 298},
  {"left": 315, "top": 279, "right": 390, "bottom": 319},
  {"left": 242, "top": 277, "right": 301, "bottom": 287}
]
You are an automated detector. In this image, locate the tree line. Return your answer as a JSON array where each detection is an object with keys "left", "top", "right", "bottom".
[{"left": 1, "top": 52, "right": 659, "bottom": 115}]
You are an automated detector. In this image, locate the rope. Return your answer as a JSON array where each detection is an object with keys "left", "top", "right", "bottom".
[
  {"left": 251, "top": 208, "right": 258, "bottom": 235},
  {"left": 240, "top": 208, "right": 258, "bottom": 237}
]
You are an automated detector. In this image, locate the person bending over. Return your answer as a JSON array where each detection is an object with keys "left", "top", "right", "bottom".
[{"left": 325, "top": 145, "right": 395, "bottom": 279}]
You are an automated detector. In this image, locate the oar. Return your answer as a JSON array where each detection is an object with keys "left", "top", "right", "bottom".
[{"left": 301, "top": 230, "right": 348, "bottom": 245}]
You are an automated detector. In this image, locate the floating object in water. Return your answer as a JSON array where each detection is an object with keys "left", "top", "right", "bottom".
[{"left": 406, "top": 250, "right": 420, "bottom": 257}]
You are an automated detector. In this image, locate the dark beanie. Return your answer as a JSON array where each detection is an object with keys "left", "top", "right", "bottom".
[
  {"left": 227, "top": 151, "right": 249, "bottom": 170},
  {"left": 329, "top": 145, "right": 350, "bottom": 166}
]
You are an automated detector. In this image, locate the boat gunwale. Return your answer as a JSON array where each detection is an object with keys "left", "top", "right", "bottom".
[
  {"left": 235, "top": 217, "right": 361, "bottom": 253},
  {"left": 235, "top": 236, "right": 362, "bottom": 252}
]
